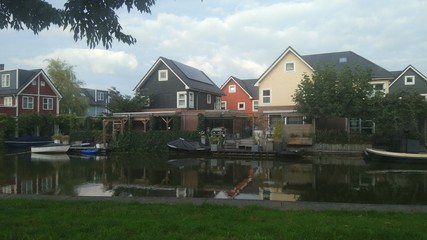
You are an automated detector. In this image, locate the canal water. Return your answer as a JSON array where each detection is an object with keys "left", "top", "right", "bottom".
[{"left": 1, "top": 150, "right": 426, "bottom": 205}]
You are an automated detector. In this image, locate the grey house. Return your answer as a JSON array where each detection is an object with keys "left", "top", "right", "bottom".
[
  {"left": 133, "top": 57, "right": 223, "bottom": 110},
  {"left": 389, "top": 65, "right": 427, "bottom": 96},
  {"left": 79, "top": 88, "right": 109, "bottom": 117}
]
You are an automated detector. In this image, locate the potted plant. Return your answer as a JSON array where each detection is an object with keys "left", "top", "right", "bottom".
[
  {"left": 209, "top": 133, "right": 223, "bottom": 152},
  {"left": 52, "top": 133, "right": 62, "bottom": 144},
  {"left": 61, "top": 135, "right": 70, "bottom": 144}
]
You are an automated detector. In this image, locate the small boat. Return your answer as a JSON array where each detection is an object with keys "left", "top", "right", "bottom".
[
  {"left": 5, "top": 136, "right": 53, "bottom": 148},
  {"left": 277, "top": 148, "right": 304, "bottom": 160},
  {"left": 31, "top": 143, "right": 70, "bottom": 153},
  {"left": 80, "top": 149, "right": 98, "bottom": 155},
  {"left": 364, "top": 148, "right": 427, "bottom": 163},
  {"left": 167, "top": 138, "right": 209, "bottom": 152}
]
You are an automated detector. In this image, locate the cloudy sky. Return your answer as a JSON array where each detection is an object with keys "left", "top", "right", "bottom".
[{"left": 2, "top": 0, "right": 426, "bottom": 95}]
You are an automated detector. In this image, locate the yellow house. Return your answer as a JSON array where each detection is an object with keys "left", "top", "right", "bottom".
[{"left": 254, "top": 46, "right": 395, "bottom": 142}]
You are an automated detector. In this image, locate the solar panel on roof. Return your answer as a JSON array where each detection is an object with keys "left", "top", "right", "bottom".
[{"left": 173, "top": 61, "right": 213, "bottom": 85}]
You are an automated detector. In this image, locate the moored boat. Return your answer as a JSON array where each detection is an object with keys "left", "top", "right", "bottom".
[
  {"left": 167, "top": 138, "right": 210, "bottom": 152},
  {"left": 5, "top": 136, "right": 53, "bottom": 148},
  {"left": 31, "top": 143, "right": 70, "bottom": 153},
  {"left": 364, "top": 148, "right": 427, "bottom": 163}
]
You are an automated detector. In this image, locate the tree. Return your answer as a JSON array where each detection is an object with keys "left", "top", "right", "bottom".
[
  {"left": 371, "top": 90, "right": 427, "bottom": 138},
  {"left": 107, "top": 87, "right": 149, "bottom": 113},
  {"left": 0, "top": 0, "right": 155, "bottom": 49},
  {"left": 45, "top": 58, "right": 88, "bottom": 115},
  {"left": 293, "top": 65, "right": 373, "bottom": 119}
]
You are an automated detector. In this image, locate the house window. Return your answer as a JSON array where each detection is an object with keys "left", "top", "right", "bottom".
[
  {"left": 43, "top": 98, "right": 53, "bottom": 110},
  {"left": 215, "top": 97, "right": 221, "bottom": 110},
  {"left": 32, "top": 80, "right": 36, "bottom": 85},
  {"left": 262, "top": 89, "right": 271, "bottom": 104},
  {"left": 229, "top": 85, "right": 236, "bottom": 93},
  {"left": 177, "top": 91, "right": 187, "bottom": 108},
  {"left": 285, "top": 62, "right": 295, "bottom": 72},
  {"left": 405, "top": 76, "right": 415, "bottom": 85},
  {"left": 207, "top": 94, "right": 211, "bottom": 104},
  {"left": 4, "top": 97, "right": 12, "bottom": 106},
  {"left": 22, "top": 96, "right": 34, "bottom": 109},
  {"left": 253, "top": 100, "right": 258, "bottom": 112},
  {"left": 97, "top": 92, "right": 104, "bottom": 101},
  {"left": 221, "top": 101, "right": 227, "bottom": 110},
  {"left": 339, "top": 57, "right": 348, "bottom": 63},
  {"left": 1, "top": 74, "right": 10, "bottom": 87},
  {"left": 41, "top": 81, "right": 45, "bottom": 87},
  {"left": 238, "top": 102, "right": 245, "bottom": 110},
  {"left": 158, "top": 70, "right": 168, "bottom": 81},
  {"left": 286, "top": 116, "right": 304, "bottom": 125},
  {"left": 189, "top": 92, "right": 194, "bottom": 108}
]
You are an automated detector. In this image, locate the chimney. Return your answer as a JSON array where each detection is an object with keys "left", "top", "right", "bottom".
[{"left": 0, "top": 64, "right": 4, "bottom": 71}]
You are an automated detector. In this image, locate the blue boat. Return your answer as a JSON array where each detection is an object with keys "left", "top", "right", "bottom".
[{"left": 80, "top": 149, "right": 98, "bottom": 155}]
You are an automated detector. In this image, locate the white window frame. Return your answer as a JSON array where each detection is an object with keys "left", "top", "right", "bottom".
[
  {"left": 252, "top": 100, "right": 258, "bottom": 112},
  {"left": 97, "top": 92, "right": 104, "bottom": 101},
  {"left": 238, "top": 102, "right": 245, "bottom": 110},
  {"left": 189, "top": 91, "right": 194, "bottom": 108},
  {"left": 177, "top": 91, "right": 187, "bottom": 108},
  {"left": 285, "top": 62, "right": 295, "bottom": 72},
  {"left": 207, "top": 94, "right": 211, "bottom": 104},
  {"left": 32, "top": 80, "right": 36, "bottom": 85},
  {"left": 4, "top": 97, "right": 13, "bottom": 106},
  {"left": 229, "top": 85, "right": 236, "bottom": 93},
  {"left": 158, "top": 70, "right": 168, "bottom": 81},
  {"left": 405, "top": 75, "right": 415, "bottom": 85},
  {"left": 22, "top": 96, "right": 34, "bottom": 109},
  {"left": 285, "top": 116, "right": 304, "bottom": 125},
  {"left": 41, "top": 81, "right": 45, "bottom": 87},
  {"left": 221, "top": 101, "right": 227, "bottom": 110},
  {"left": 262, "top": 89, "right": 271, "bottom": 104},
  {"left": 43, "top": 97, "right": 53, "bottom": 110},
  {"left": 1, "top": 74, "right": 10, "bottom": 87}
]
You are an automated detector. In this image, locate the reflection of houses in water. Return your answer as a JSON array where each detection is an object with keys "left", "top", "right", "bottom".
[{"left": 0, "top": 156, "right": 65, "bottom": 195}]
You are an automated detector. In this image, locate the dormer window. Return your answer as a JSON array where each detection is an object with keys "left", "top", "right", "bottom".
[
  {"left": 405, "top": 76, "right": 415, "bottom": 85},
  {"left": 1, "top": 74, "right": 10, "bottom": 87},
  {"left": 97, "top": 92, "right": 104, "bottom": 101},
  {"left": 158, "top": 70, "right": 168, "bottom": 81},
  {"left": 285, "top": 62, "right": 295, "bottom": 72}
]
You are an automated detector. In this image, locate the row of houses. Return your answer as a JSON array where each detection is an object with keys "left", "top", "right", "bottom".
[{"left": 1, "top": 46, "right": 426, "bottom": 140}]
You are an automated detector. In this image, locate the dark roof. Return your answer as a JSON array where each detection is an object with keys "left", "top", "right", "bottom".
[
  {"left": 231, "top": 77, "right": 258, "bottom": 99},
  {"left": 160, "top": 57, "right": 223, "bottom": 95},
  {"left": 0, "top": 69, "right": 41, "bottom": 95},
  {"left": 301, "top": 51, "right": 394, "bottom": 79}
]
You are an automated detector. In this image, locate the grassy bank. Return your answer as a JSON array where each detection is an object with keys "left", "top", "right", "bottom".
[{"left": 1, "top": 199, "right": 426, "bottom": 239}]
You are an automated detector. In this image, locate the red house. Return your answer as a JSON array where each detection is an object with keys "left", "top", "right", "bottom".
[
  {"left": 220, "top": 76, "right": 258, "bottom": 115},
  {"left": 0, "top": 65, "right": 61, "bottom": 117}
]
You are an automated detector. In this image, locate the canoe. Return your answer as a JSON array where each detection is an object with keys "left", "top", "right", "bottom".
[
  {"left": 31, "top": 143, "right": 70, "bottom": 153},
  {"left": 364, "top": 148, "right": 427, "bottom": 163}
]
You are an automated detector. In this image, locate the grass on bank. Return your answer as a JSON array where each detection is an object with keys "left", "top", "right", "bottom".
[{"left": 1, "top": 199, "right": 426, "bottom": 240}]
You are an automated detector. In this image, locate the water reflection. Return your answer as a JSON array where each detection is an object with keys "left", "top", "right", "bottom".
[{"left": 1, "top": 151, "right": 427, "bottom": 205}]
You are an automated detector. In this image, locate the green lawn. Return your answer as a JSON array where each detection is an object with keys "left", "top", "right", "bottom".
[{"left": 1, "top": 199, "right": 426, "bottom": 240}]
